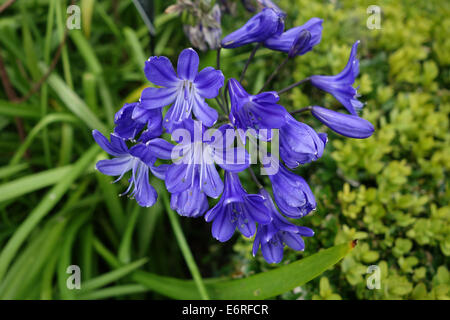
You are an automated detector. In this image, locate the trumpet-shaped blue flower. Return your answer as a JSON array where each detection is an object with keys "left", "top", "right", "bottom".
[
  {"left": 280, "top": 113, "right": 327, "bottom": 168},
  {"left": 311, "top": 106, "right": 374, "bottom": 139},
  {"left": 228, "top": 78, "right": 288, "bottom": 139},
  {"left": 310, "top": 41, "right": 363, "bottom": 115},
  {"left": 264, "top": 18, "right": 323, "bottom": 57},
  {"left": 221, "top": 8, "right": 284, "bottom": 48},
  {"left": 253, "top": 189, "right": 314, "bottom": 263},
  {"left": 140, "top": 48, "right": 224, "bottom": 131},
  {"left": 93, "top": 130, "right": 173, "bottom": 207},
  {"left": 267, "top": 160, "right": 316, "bottom": 218},
  {"left": 205, "top": 172, "right": 271, "bottom": 242}
]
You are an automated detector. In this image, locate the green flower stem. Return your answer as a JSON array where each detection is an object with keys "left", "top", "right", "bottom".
[
  {"left": 240, "top": 43, "right": 262, "bottom": 83},
  {"left": 258, "top": 55, "right": 290, "bottom": 93},
  {"left": 161, "top": 191, "right": 210, "bottom": 300},
  {"left": 278, "top": 77, "right": 311, "bottom": 95}
]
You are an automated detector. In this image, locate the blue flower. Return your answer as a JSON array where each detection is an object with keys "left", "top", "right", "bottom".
[
  {"left": 228, "top": 78, "right": 288, "bottom": 139},
  {"left": 92, "top": 130, "right": 173, "bottom": 207},
  {"left": 311, "top": 106, "right": 374, "bottom": 139},
  {"left": 280, "top": 113, "right": 327, "bottom": 168},
  {"left": 253, "top": 189, "right": 314, "bottom": 264},
  {"left": 267, "top": 161, "right": 316, "bottom": 218},
  {"left": 114, "top": 102, "right": 163, "bottom": 142},
  {"left": 205, "top": 172, "right": 272, "bottom": 242},
  {"left": 221, "top": 8, "right": 284, "bottom": 48},
  {"left": 165, "top": 121, "right": 250, "bottom": 202},
  {"left": 310, "top": 41, "right": 363, "bottom": 115},
  {"left": 264, "top": 18, "right": 323, "bottom": 57},
  {"left": 139, "top": 48, "right": 224, "bottom": 131}
]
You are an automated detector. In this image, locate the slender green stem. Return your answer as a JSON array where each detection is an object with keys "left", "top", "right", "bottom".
[
  {"left": 278, "top": 77, "right": 311, "bottom": 95},
  {"left": 224, "top": 80, "right": 230, "bottom": 113},
  {"left": 290, "top": 106, "right": 313, "bottom": 115},
  {"left": 258, "top": 56, "right": 290, "bottom": 93},
  {"left": 215, "top": 96, "right": 227, "bottom": 115},
  {"left": 55, "top": 0, "right": 73, "bottom": 89},
  {"left": 118, "top": 204, "right": 141, "bottom": 263},
  {"left": 247, "top": 166, "right": 263, "bottom": 189},
  {"left": 216, "top": 47, "right": 221, "bottom": 71},
  {"left": 239, "top": 43, "right": 261, "bottom": 83},
  {"left": 161, "top": 191, "right": 210, "bottom": 300}
]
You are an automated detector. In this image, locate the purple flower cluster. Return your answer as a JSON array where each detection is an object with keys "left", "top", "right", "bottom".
[{"left": 93, "top": 6, "right": 374, "bottom": 264}]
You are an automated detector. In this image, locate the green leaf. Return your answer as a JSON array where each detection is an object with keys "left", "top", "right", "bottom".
[
  {"left": 78, "top": 258, "right": 148, "bottom": 293},
  {"left": 0, "top": 100, "right": 41, "bottom": 118},
  {"left": 0, "top": 145, "right": 100, "bottom": 282},
  {"left": 39, "top": 63, "right": 108, "bottom": 134},
  {"left": 0, "top": 166, "right": 72, "bottom": 203},
  {"left": 123, "top": 27, "right": 147, "bottom": 75},
  {"left": 77, "top": 284, "right": 148, "bottom": 300},
  {"left": 133, "top": 242, "right": 353, "bottom": 299},
  {"left": 118, "top": 204, "right": 141, "bottom": 264}
]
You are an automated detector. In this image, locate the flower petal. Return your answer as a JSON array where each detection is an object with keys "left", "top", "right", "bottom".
[
  {"left": 211, "top": 208, "right": 235, "bottom": 242},
  {"left": 133, "top": 164, "right": 157, "bottom": 207},
  {"left": 281, "top": 232, "right": 305, "bottom": 251},
  {"left": 140, "top": 87, "right": 177, "bottom": 110},
  {"left": 96, "top": 157, "right": 132, "bottom": 177},
  {"left": 215, "top": 147, "right": 251, "bottom": 173},
  {"left": 311, "top": 106, "right": 374, "bottom": 139},
  {"left": 201, "top": 163, "right": 224, "bottom": 198},
  {"left": 194, "top": 67, "right": 224, "bottom": 99},
  {"left": 144, "top": 56, "right": 179, "bottom": 87},
  {"left": 129, "top": 144, "right": 156, "bottom": 166},
  {"left": 92, "top": 130, "right": 128, "bottom": 156},
  {"left": 192, "top": 94, "right": 218, "bottom": 127},
  {"left": 260, "top": 237, "right": 284, "bottom": 263},
  {"left": 165, "top": 164, "right": 194, "bottom": 194},
  {"left": 150, "top": 163, "right": 170, "bottom": 180},
  {"left": 245, "top": 194, "right": 272, "bottom": 224},
  {"left": 177, "top": 48, "right": 199, "bottom": 81},
  {"left": 147, "top": 138, "right": 174, "bottom": 160}
]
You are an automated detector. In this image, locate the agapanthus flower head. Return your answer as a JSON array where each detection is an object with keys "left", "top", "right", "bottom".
[
  {"left": 92, "top": 11, "right": 374, "bottom": 264},
  {"left": 311, "top": 106, "right": 374, "bottom": 139},
  {"left": 228, "top": 78, "right": 288, "bottom": 140},
  {"left": 265, "top": 158, "right": 316, "bottom": 218},
  {"left": 252, "top": 189, "right": 314, "bottom": 263},
  {"left": 221, "top": 8, "right": 284, "bottom": 48},
  {"left": 310, "top": 40, "right": 363, "bottom": 115},
  {"left": 92, "top": 130, "right": 173, "bottom": 207},
  {"left": 279, "top": 113, "right": 327, "bottom": 168},
  {"left": 205, "top": 171, "right": 272, "bottom": 242},
  {"left": 140, "top": 48, "right": 224, "bottom": 132},
  {"left": 264, "top": 17, "right": 323, "bottom": 57},
  {"left": 114, "top": 102, "right": 163, "bottom": 142}
]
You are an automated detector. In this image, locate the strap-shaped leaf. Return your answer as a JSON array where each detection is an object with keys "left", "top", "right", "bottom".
[{"left": 132, "top": 241, "right": 354, "bottom": 300}]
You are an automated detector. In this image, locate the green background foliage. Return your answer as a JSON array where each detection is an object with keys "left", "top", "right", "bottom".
[{"left": 0, "top": 0, "right": 448, "bottom": 299}]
